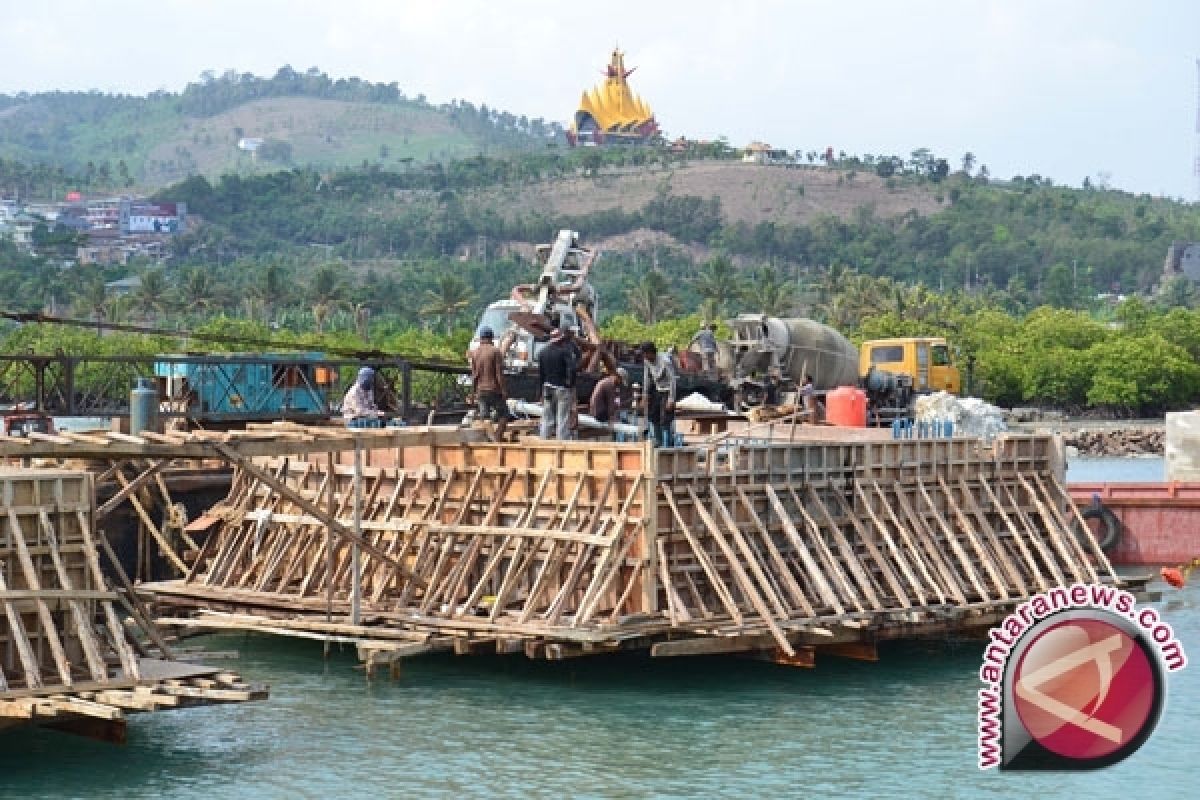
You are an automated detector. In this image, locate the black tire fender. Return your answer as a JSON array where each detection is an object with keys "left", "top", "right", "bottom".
[{"left": 1075, "top": 502, "right": 1120, "bottom": 551}]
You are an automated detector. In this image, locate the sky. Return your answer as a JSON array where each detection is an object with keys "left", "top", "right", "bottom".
[{"left": 1, "top": 0, "right": 1197, "bottom": 199}]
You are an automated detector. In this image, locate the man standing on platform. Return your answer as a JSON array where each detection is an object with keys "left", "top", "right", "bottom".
[
  {"left": 640, "top": 341, "right": 677, "bottom": 447},
  {"left": 537, "top": 328, "right": 576, "bottom": 439},
  {"left": 470, "top": 326, "right": 511, "bottom": 441},
  {"left": 692, "top": 322, "right": 719, "bottom": 377}
]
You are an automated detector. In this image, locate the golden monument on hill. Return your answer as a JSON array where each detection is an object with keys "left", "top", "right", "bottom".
[{"left": 567, "top": 48, "right": 660, "bottom": 146}]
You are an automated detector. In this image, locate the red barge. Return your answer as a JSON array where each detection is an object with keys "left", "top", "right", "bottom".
[{"left": 1069, "top": 482, "right": 1200, "bottom": 566}]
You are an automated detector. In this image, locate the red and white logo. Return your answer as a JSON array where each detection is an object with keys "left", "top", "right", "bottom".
[
  {"left": 977, "top": 585, "right": 1185, "bottom": 771},
  {"left": 1011, "top": 617, "right": 1157, "bottom": 763}
]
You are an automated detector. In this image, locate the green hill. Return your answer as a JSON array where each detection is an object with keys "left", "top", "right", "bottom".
[{"left": 0, "top": 67, "right": 562, "bottom": 189}]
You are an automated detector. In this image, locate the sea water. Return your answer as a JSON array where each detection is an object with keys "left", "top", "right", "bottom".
[{"left": 0, "top": 459, "right": 1194, "bottom": 799}]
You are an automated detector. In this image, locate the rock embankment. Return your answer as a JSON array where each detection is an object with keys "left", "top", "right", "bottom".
[{"left": 1063, "top": 428, "right": 1164, "bottom": 457}]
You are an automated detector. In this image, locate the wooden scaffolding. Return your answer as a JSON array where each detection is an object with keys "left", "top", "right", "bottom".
[
  {"left": 145, "top": 432, "right": 1120, "bottom": 666},
  {"left": 0, "top": 468, "right": 266, "bottom": 742}
]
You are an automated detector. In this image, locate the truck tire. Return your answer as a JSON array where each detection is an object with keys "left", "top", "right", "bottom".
[{"left": 1074, "top": 503, "right": 1120, "bottom": 552}]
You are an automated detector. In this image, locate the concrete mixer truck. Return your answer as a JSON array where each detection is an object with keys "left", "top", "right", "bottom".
[{"left": 683, "top": 314, "right": 959, "bottom": 422}]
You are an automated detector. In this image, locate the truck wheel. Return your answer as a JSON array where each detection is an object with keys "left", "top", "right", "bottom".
[{"left": 1074, "top": 503, "right": 1120, "bottom": 552}]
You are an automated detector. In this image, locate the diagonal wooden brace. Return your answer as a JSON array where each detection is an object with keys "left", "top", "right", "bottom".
[{"left": 212, "top": 444, "right": 427, "bottom": 590}]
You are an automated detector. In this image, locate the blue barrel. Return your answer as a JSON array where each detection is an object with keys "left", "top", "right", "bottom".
[{"left": 130, "top": 377, "right": 159, "bottom": 435}]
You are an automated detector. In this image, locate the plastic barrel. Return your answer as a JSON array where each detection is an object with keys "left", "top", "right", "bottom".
[
  {"left": 130, "top": 377, "right": 159, "bottom": 435},
  {"left": 826, "top": 386, "right": 867, "bottom": 428}
]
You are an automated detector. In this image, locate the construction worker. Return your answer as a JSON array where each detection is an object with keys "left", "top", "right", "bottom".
[
  {"left": 589, "top": 367, "right": 627, "bottom": 438},
  {"left": 640, "top": 342, "right": 677, "bottom": 447},
  {"left": 692, "top": 322, "right": 719, "bottom": 377},
  {"left": 470, "top": 326, "right": 511, "bottom": 441},
  {"left": 342, "top": 367, "right": 383, "bottom": 428},
  {"left": 537, "top": 328, "right": 576, "bottom": 439}
]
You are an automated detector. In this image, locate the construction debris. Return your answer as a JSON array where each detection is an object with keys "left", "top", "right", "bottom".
[
  {"left": 915, "top": 391, "right": 1007, "bottom": 440},
  {"left": 1064, "top": 427, "right": 1164, "bottom": 458}
]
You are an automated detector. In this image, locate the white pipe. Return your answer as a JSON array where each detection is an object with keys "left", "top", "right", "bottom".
[{"left": 507, "top": 398, "right": 642, "bottom": 437}]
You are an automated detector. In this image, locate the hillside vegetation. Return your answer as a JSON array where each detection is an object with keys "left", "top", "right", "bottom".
[{"left": 0, "top": 67, "right": 560, "bottom": 188}]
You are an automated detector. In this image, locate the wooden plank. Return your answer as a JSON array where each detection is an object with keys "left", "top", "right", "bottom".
[
  {"left": 692, "top": 487, "right": 794, "bottom": 654},
  {"left": 853, "top": 483, "right": 927, "bottom": 605},
  {"left": 803, "top": 487, "right": 883, "bottom": 609},
  {"left": 915, "top": 479, "right": 990, "bottom": 602},
  {"left": 762, "top": 485, "right": 844, "bottom": 615},
  {"left": 999, "top": 482, "right": 1067, "bottom": 587},
  {"left": 933, "top": 476, "right": 1010, "bottom": 601},
  {"left": 213, "top": 444, "right": 427, "bottom": 589},
  {"left": 7, "top": 509, "right": 73, "bottom": 687},
  {"left": 951, "top": 477, "right": 1028, "bottom": 596},
  {"left": 662, "top": 489, "right": 743, "bottom": 624},
  {"left": 95, "top": 460, "right": 167, "bottom": 518},
  {"left": 1042, "top": 475, "right": 1119, "bottom": 582},
  {"left": 890, "top": 484, "right": 967, "bottom": 606},
  {"left": 978, "top": 479, "right": 1049, "bottom": 593},
  {"left": 829, "top": 490, "right": 911, "bottom": 608},
  {"left": 111, "top": 466, "right": 189, "bottom": 575},
  {"left": 734, "top": 489, "right": 814, "bottom": 616}
]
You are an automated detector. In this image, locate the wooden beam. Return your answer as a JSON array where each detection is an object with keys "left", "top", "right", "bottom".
[
  {"left": 212, "top": 444, "right": 427, "bottom": 589},
  {"left": 95, "top": 460, "right": 167, "bottom": 518}
]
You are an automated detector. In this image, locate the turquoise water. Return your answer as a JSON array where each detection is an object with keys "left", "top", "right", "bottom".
[
  {"left": 1067, "top": 456, "right": 1163, "bottom": 483},
  {"left": 1, "top": 458, "right": 1195, "bottom": 799}
]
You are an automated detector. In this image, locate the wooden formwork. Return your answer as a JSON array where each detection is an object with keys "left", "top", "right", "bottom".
[
  {"left": 148, "top": 432, "right": 1119, "bottom": 665},
  {"left": 0, "top": 468, "right": 266, "bottom": 740}
]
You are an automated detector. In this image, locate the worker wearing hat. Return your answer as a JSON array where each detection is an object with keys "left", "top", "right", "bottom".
[
  {"left": 589, "top": 366, "right": 628, "bottom": 439},
  {"left": 537, "top": 326, "right": 577, "bottom": 439},
  {"left": 342, "top": 366, "right": 383, "bottom": 428},
  {"left": 470, "top": 326, "right": 511, "bottom": 441}
]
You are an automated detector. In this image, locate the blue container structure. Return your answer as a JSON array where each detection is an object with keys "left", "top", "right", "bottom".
[{"left": 153, "top": 353, "right": 340, "bottom": 422}]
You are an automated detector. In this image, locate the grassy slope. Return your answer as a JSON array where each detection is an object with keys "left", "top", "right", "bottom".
[
  {"left": 467, "top": 161, "right": 943, "bottom": 228},
  {"left": 0, "top": 95, "right": 517, "bottom": 188}
]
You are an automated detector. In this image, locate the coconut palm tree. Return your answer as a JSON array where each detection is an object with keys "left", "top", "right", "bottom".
[
  {"left": 308, "top": 264, "right": 347, "bottom": 333},
  {"left": 420, "top": 274, "right": 474, "bottom": 333},
  {"left": 692, "top": 253, "right": 740, "bottom": 315},
  {"left": 131, "top": 268, "right": 171, "bottom": 325},
  {"left": 73, "top": 274, "right": 108, "bottom": 335},
  {"left": 625, "top": 269, "right": 675, "bottom": 324},
  {"left": 250, "top": 263, "right": 288, "bottom": 325},
  {"left": 742, "top": 265, "right": 797, "bottom": 317},
  {"left": 176, "top": 267, "right": 223, "bottom": 321}
]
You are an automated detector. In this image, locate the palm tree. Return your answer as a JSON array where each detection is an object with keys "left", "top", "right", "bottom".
[
  {"left": 132, "top": 268, "right": 171, "bottom": 325},
  {"left": 625, "top": 269, "right": 675, "bottom": 324},
  {"left": 73, "top": 274, "right": 108, "bottom": 335},
  {"left": 420, "top": 274, "right": 474, "bottom": 333},
  {"left": 742, "top": 266, "right": 796, "bottom": 317},
  {"left": 177, "top": 267, "right": 223, "bottom": 321},
  {"left": 692, "top": 254, "right": 740, "bottom": 315},
  {"left": 308, "top": 264, "right": 347, "bottom": 333},
  {"left": 251, "top": 263, "right": 288, "bottom": 325}
]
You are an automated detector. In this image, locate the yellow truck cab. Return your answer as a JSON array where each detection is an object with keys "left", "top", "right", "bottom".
[{"left": 860, "top": 337, "right": 960, "bottom": 394}]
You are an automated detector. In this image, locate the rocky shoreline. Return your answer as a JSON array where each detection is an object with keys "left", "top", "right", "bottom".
[{"left": 1061, "top": 427, "right": 1164, "bottom": 457}]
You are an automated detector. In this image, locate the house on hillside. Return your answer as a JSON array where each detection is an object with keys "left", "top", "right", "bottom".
[
  {"left": 742, "top": 141, "right": 791, "bottom": 165},
  {"left": 1164, "top": 241, "right": 1200, "bottom": 282},
  {"left": 121, "top": 200, "right": 186, "bottom": 234}
]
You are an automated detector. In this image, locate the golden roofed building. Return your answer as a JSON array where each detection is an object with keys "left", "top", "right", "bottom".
[{"left": 567, "top": 48, "right": 660, "bottom": 146}]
